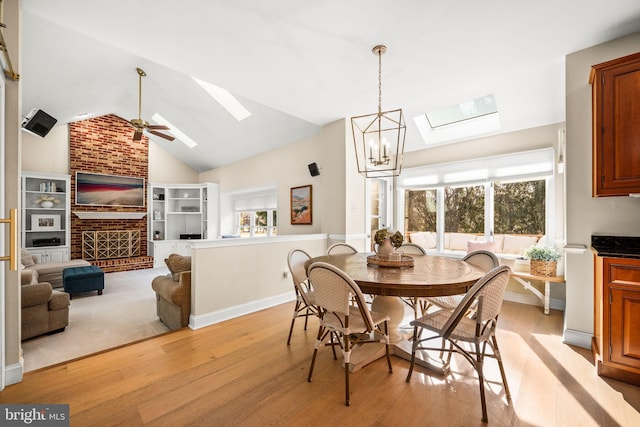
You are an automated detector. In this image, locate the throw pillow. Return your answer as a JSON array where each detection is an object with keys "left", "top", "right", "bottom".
[
  {"left": 467, "top": 240, "right": 497, "bottom": 254},
  {"left": 165, "top": 254, "right": 191, "bottom": 281},
  {"left": 20, "top": 248, "right": 35, "bottom": 267}
]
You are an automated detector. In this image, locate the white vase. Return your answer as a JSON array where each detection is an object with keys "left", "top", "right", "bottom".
[{"left": 40, "top": 201, "right": 54, "bottom": 208}]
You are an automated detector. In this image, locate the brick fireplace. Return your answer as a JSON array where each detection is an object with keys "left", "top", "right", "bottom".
[{"left": 69, "top": 114, "right": 153, "bottom": 272}]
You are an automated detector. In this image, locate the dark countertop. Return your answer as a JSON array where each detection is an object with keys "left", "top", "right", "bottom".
[{"left": 591, "top": 235, "right": 640, "bottom": 259}]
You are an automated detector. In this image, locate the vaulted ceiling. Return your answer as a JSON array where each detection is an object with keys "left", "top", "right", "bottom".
[{"left": 20, "top": 0, "right": 640, "bottom": 172}]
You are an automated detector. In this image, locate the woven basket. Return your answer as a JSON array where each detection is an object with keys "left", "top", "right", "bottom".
[{"left": 530, "top": 260, "right": 557, "bottom": 277}]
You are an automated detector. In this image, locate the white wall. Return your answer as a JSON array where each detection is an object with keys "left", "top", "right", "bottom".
[
  {"left": 21, "top": 125, "right": 69, "bottom": 174},
  {"left": 148, "top": 141, "right": 198, "bottom": 183},
  {"left": 565, "top": 31, "right": 640, "bottom": 344},
  {"left": 189, "top": 235, "right": 327, "bottom": 327},
  {"left": 198, "top": 119, "right": 351, "bottom": 238}
]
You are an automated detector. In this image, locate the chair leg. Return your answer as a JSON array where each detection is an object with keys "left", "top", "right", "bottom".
[
  {"left": 492, "top": 334, "right": 511, "bottom": 400},
  {"left": 384, "top": 321, "right": 393, "bottom": 373},
  {"left": 287, "top": 300, "right": 303, "bottom": 345},
  {"left": 308, "top": 325, "right": 325, "bottom": 382},
  {"left": 405, "top": 325, "right": 419, "bottom": 382},
  {"left": 475, "top": 342, "right": 488, "bottom": 422},
  {"left": 344, "top": 332, "right": 351, "bottom": 406},
  {"left": 303, "top": 307, "right": 310, "bottom": 330}
]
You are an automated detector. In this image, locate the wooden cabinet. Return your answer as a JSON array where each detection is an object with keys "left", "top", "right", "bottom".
[
  {"left": 593, "top": 256, "right": 640, "bottom": 384},
  {"left": 21, "top": 171, "right": 71, "bottom": 261},
  {"left": 590, "top": 52, "right": 640, "bottom": 197}
]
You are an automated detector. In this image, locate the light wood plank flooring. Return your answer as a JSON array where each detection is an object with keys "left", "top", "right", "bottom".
[{"left": 2, "top": 301, "right": 640, "bottom": 426}]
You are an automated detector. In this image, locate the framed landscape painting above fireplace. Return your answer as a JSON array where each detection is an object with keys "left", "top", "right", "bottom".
[{"left": 76, "top": 172, "right": 145, "bottom": 207}]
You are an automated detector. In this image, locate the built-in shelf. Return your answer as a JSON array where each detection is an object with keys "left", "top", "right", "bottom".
[{"left": 73, "top": 211, "right": 147, "bottom": 220}]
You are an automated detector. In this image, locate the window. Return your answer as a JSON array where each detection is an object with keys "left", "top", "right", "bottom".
[
  {"left": 237, "top": 209, "right": 277, "bottom": 237},
  {"left": 445, "top": 185, "right": 485, "bottom": 234},
  {"left": 404, "top": 189, "right": 436, "bottom": 232},
  {"left": 494, "top": 180, "right": 545, "bottom": 235},
  {"left": 398, "top": 149, "right": 554, "bottom": 253},
  {"left": 224, "top": 185, "right": 278, "bottom": 238}
]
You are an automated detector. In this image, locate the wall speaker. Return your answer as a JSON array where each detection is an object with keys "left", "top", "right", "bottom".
[
  {"left": 308, "top": 162, "right": 320, "bottom": 177},
  {"left": 21, "top": 108, "right": 58, "bottom": 138}
]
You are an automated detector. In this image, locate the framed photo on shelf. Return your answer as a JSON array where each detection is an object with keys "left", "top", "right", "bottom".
[
  {"left": 290, "top": 185, "right": 312, "bottom": 225},
  {"left": 31, "top": 214, "right": 60, "bottom": 231}
]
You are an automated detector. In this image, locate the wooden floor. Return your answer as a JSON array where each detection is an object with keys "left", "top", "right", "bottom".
[{"left": 2, "top": 301, "right": 640, "bottom": 426}]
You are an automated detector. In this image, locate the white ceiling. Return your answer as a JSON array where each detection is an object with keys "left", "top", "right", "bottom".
[{"left": 20, "top": 0, "right": 640, "bottom": 172}]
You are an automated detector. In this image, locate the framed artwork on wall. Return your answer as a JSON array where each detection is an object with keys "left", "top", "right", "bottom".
[
  {"left": 290, "top": 185, "right": 312, "bottom": 225},
  {"left": 31, "top": 214, "right": 60, "bottom": 231}
]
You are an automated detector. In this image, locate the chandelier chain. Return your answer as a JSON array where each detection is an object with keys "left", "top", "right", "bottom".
[{"left": 378, "top": 49, "right": 382, "bottom": 115}]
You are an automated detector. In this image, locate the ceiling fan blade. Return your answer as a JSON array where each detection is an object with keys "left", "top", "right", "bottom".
[
  {"left": 133, "top": 130, "right": 143, "bottom": 141},
  {"left": 148, "top": 129, "right": 175, "bottom": 141},
  {"left": 147, "top": 125, "right": 170, "bottom": 130}
]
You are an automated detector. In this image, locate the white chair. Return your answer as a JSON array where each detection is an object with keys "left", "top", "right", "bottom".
[
  {"left": 405, "top": 265, "right": 512, "bottom": 422},
  {"left": 399, "top": 242, "right": 427, "bottom": 255},
  {"left": 306, "top": 261, "right": 392, "bottom": 406},
  {"left": 326, "top": 242, "right": 358, "bottom": 255},
  {"left": 286, "top": 249, "right": 319, "bottom": 345},
  {"left": 424, "top": 250, "right": 499, "bottom": 312},
  {"left": 398, "top": 243, "right": 427, "bottom": 318}
]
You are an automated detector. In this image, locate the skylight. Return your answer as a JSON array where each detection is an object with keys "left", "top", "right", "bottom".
[
  {"left": 151, "top": 113, "right": 198, "bottom": 148},
  {"left": 414, "top": 94, "right": 501, "bottom": 147},
  {"left": 192, "top": 77, "right": 251, "bottom": 122},
  {"left": 426, "top": 94, "right": 498, "bottom": 128}
]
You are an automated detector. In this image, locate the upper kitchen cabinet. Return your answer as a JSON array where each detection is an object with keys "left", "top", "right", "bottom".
[{"left": 590, "top": 51, "right": 640, "bottom": 197}]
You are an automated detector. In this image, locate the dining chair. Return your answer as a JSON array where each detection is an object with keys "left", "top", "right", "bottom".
[
  {"left": 398, "top": 243, "right": 427, "bottom": 318},
  {"left": 399, "top": 242, "right": 427, "bottom": 255},
  {"left": 306, "top": 261, "right": 393, "bottom": 406},
  {"left": 405, "top": 265, "right": 512, "bottom": 422},
  {"left": 424, "top": 250, "right": 499, "bottom": 312},
  {"left": 326, "top": 242, "right": 358, "bottom": 255},
  {"left": 286, "top": 248, "right": 320, "bottom": 345}
]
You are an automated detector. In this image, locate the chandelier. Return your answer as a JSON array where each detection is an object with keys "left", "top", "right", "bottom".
[{"left": 351, "top": 45, "right": 406, "bottom": 178}]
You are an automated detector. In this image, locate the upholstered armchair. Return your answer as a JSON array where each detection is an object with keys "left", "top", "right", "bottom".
[
  {"left": 20, "top": 269, "right": 70, "bottom": 341},
  {"left": 151, "top": 254, "right": 191, "bottom": 330}
]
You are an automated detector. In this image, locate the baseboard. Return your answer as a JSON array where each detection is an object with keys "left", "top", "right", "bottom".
[
  {"left": 563, "top": 328, "right": 592, "bottom": 349},
  {"left": 189, "top": 292, "right": 294, "bottom": 330},
  {"left": 503, "top": 290, "right": 565, "bottom": 311},
  {"left": 4, "top": 359, "right": 24, "bottom": 387}
]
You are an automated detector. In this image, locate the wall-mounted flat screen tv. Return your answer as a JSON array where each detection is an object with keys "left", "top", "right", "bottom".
[{"left": 76, "top": 172, "right": 145, "bottom": 207}]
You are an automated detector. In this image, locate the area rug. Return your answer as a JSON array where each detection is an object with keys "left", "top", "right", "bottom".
[{"left": 21, "top": 267, "right": 171, "bottom": 372}]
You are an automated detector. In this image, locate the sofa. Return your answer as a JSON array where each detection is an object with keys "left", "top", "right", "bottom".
[
  {"left": 21, "top": 248, "right": 91, "bottom": 288},
  {"left": 20, "top": 267, "right": 70, "bottom": 340},
  {"left": 408, "top": 231, "right": 543, "bottom": 262},
  {"left": 151, "top": 254, "right": 191, "bottom": 330}
]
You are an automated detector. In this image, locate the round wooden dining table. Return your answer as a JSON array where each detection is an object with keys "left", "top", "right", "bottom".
[
  {"left": 306, "top": 252, "right": 485, "bottom": 374},
  {"left": 307, "top": 252, "right": 484, "bottom": 297}
]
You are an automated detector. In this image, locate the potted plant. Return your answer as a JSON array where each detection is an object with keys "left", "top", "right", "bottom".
[{"left": 524, "top": 246, "right": 562, "bottom": 277}]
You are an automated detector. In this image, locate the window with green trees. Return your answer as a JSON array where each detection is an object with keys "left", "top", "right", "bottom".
[{"left": 404, "top": 178, "right": 546, "bottom": 247}]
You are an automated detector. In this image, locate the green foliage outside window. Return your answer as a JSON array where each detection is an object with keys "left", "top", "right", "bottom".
[{"left": 404, "top": 179, "right": 545, "bottom": 236}]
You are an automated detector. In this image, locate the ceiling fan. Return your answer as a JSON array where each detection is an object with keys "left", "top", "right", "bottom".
[{"left": 129, "top": 67, "right": 175, "bottom": 142}]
